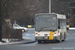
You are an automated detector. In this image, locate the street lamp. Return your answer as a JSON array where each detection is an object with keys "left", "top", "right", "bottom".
[
  {"left": 0, "top": 0, "right": 2, "bottom": 41},
  {"left": 49, "top": 0, "right": 51, "bottom": 13}
]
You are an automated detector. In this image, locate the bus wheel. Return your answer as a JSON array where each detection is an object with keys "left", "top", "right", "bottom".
[
  {"left": 62, "top": 33, "right": 65, "bottom": 41},
  {"left": 59, "top": 39, "right": 61, "bottom": 43},
  {"left": 38, "top": 40, "right": 41, "bottom": 43},
  {"left": 59, "top": 33, "right": 62, "bottom": 43}
]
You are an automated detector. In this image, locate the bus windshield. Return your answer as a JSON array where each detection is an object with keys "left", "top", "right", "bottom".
[{"left": 35, "top": 14, "right": 57, "bottom": 31}]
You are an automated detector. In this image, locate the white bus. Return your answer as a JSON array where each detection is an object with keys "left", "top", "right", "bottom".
[{"left": 35, "top": 13, "right": 67, "bottom": 43}]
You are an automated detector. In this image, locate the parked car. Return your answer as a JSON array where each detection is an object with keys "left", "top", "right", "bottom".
[{"left": 13, "top": 24, "right": 28, "bottom": 32}]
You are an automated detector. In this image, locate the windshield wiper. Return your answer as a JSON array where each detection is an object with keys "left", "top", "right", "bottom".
[
  {"left": 38, "top": 27, "right": 56, "bottom": 32},
  {"left": 38, "top": 27, "right": 48, "bottom": 32}
]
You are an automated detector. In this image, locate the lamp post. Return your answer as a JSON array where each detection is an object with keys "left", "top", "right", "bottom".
[
  {"left": 0, "top": 0, "right": 2, "bottom": 41},
  {"left": 49, "top": 0, "right": 51, "bottom": 13}
]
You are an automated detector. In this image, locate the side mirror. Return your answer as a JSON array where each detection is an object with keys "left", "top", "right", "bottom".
[{"left": 58, "top": 26, "right": 60, "bottom": 29}]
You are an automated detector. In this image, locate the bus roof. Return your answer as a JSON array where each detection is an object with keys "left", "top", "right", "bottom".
[{"left": 35, "top": 13, "right": 66, "bottom": 19}]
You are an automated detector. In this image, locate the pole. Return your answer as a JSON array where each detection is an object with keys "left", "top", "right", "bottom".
[
  {"left": 0, "top": 0, "right": 2, "bottom": 41},
  {"left": 49, "top": 0, "right": 51, "bottom": 13}
]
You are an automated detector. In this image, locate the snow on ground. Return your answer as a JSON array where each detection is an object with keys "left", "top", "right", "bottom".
[
  {"left": 0, "top": 42, "right": 2, "bottom": 43},
  {"left": 69, "top": 28, "right": 75, "bottom": 30}
]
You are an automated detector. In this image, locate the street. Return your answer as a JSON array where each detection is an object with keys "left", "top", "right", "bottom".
[
  {"left": 0, "top": 29, "right": 75, "bottom": 50},
  {"left": 1, "top": 0, "right": 75, "bottom": 50}
]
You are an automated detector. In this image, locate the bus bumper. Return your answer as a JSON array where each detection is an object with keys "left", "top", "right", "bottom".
[{"left": 35, "top": 36, "right": 60, "bottom": 41}]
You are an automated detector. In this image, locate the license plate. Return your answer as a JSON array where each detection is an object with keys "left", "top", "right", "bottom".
[{"left": 44, "top": 37, "right": 48, "bottom": 39}]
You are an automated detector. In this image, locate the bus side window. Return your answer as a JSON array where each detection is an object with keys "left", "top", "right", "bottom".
[{"left": 58, "top": 19, "right": 60, "bottom": 29}]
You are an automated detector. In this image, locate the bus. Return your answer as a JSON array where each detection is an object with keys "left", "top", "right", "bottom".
[{"left": 35, "top": 13, "right": 67, "bottom": 43}]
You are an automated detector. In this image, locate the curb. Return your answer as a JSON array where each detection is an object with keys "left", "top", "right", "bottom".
[
  {"left": 0, "top": 41, "right": 36, "bottom": 45},
  {"left": 23, "top": 41, "right": 36, "bottom": 44}
]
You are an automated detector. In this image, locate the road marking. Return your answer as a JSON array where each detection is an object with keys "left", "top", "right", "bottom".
[
  {"left": 22, "top": 37, "right": 31, "bottom": 39},
  {"left": 25, "top": 34, "right": 34, "bottom": 36},
  {"left": 32, "top": 34, "right": 34, "bottom": 35},
  {"left": 26, "top": 34, "right": 30, "bottom": 35},
  {"left": 67, "top": 34, "right": 70, "bottom": 35},
  {"left": 73, "top": 34, "right": 75, "bottom": 35},
  {"left": 67, "top": 34, "right": 75, "bottom": 36}
]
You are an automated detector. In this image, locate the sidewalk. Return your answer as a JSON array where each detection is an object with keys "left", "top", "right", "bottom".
[{"left": 0, "top": 38, "right": 36, "bottom": 45}]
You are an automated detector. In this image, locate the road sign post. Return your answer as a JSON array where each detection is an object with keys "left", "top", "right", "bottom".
[
  {"left": 49, "top": 0, "right": 51, "bottom": 13},
  {"left": 0, "top": 0, "right": 2, "bottom": 41}
]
